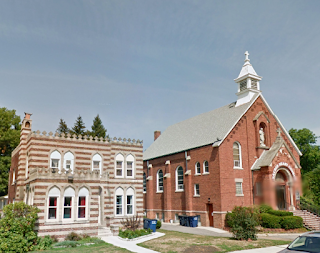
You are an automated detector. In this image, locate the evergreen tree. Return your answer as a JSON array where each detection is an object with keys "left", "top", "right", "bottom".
[
  {"left": 70, "top": 115, "right": 86, "bottom": 136},
  {"left": 56, "top": 118, "right": 69, "bottom": 135},
  {"left": 0, "top": 108, "right": 21, "bottom": 195},
  {"left": 90, "top": 114, "right": 107, "bottom": 138}
]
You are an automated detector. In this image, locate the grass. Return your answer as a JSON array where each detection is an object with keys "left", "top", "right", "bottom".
[
  {"left": 138, "top": 230, "right": 292, "bottom": 253},
  {"left": 32, "top": 241, "right": 131, "bottom": 253}
]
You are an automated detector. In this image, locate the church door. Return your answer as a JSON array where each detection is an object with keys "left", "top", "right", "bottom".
[
  {"left": 207, "top": 204, "right": 214, "bottom": 227},
  {"left": 276, "top": 185, "right": 286, "bottom": 210}
]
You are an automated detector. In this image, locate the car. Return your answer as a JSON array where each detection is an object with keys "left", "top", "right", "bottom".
[{"left": 278, "top": 231, "right": 320, "bottom": 253}]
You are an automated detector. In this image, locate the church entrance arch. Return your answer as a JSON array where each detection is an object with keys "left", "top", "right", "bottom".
[{"left": 273, "top": 167, "right": 294, "bottom": 210}]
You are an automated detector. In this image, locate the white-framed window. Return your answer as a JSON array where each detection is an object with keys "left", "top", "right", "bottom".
[
  {"left": 48, "top": 187, "right": 60, "bottom": 220},
  {"left": 115, "top": 154, "right": 124, "bottom": 178},
  {"left": 194, "top": 184, "right": 200, "bottom": 196},
  {"left": 157, "top": 169, "right": 164, "bottom": 192},
  {"left": 176, "top": 166, "right": 184, "bottom": 191},
  {"left": 235, "top": 179, "right": 244, "bottom": 196},
  {"left": 143, "top": 172, "right": 147, "bottom": 193},
  {"left": 195, "top": 162, "right": 201, "bottom": 175},
  {"left": 256, "top": 182, "right": 262, "bottom": 196},
  {"left": 203, "top": 161, "right": 209, "bottom": 173},
  {"left": 63, "top": 187, "right": 75, "bottom": 219},
  {"left": 126, "top": 187, "right": 134, "bottom": 215},
  {"left": 126, "top": 154, "right": 134, "bottom": 178},
  {"left": 12, "top": 169, "right": 15, "bottom": 185},
  {"left": 233, "top": 142, "right": 242, "bottom": 168},
  {"left": 78, "top": 187, "right": 89, "bottom": 219},
  {"left": 115, "top": 187, "right": 124, "bottom": 216},
  {"left": 92, "top": 154, "right": 102, "bottom": 173},
  {"left": 64, "top": 151, "right": 74, "bottom": 173},
  {"left": 50, "top": 150, "right": 61, "bottom": 172},
  {"left": 25, "top": 154, "right": 29, "bottom": 178}
]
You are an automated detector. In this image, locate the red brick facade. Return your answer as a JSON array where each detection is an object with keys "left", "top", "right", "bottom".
[{"left": 143, "top": 96, "right": 302, "bottom": 228}]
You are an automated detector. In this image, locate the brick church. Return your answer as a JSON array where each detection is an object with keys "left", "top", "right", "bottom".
[{"left": 143, "top": 52, "right": 302, "bottom": 228}]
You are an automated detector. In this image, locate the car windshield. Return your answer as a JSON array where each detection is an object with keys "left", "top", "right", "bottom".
[{"left": 288, "top": 236, "right": 320, "bottom": 252}]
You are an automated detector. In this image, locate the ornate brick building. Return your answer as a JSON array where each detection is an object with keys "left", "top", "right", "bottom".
[
  {"left": 8, "top": 114, "right": 143, "bottom": 238},
  {"left": 143, "top": 52, "right": 302, "bottom": 228}
]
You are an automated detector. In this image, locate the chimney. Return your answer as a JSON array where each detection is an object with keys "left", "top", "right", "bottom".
[
  {"left": 154, "top": 131, "right": 161, "bottom": 141},
  {"left": 24, "top": 112, "right": 32, "bottom": 120}
]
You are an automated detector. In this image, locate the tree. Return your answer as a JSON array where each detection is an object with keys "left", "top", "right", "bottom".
[
  {"left": 90, "top": 114, "right": 107, "bottom": 138},
  {"left": 0, "top": 108, "right": 21, "bottom": 196},
  {"left": 70, "top": 116, "right": 86, "bottom": 137},
  {"left": 289, "top": 128, "right": 320, "bottom": 174},
  {"left": 308, "top": 166, "right": 320, "bottom": 206},
  {"left": 56, "top": 118, "right": 69, "bottom": 135}
]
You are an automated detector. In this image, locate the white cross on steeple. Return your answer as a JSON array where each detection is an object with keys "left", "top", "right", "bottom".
[{"left": 245, "top": 51, "right": 250, "bottom": 62}]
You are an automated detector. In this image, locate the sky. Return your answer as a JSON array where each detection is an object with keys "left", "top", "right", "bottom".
[{"left": 1, "top": 0, "right": 320, "bottom": 150}]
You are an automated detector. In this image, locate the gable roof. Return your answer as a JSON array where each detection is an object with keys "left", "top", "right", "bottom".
[{"left": 143, "top": 93, "right": 259, "bottom": 160}]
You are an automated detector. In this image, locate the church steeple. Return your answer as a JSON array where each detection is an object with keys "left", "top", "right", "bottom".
[{"left": 234, "top": 51, "right": 262, "bottom": 107}]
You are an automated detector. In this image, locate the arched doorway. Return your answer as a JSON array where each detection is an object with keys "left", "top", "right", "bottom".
[{"left": 275, "top": 171, "right": 287, "bottom": 210}]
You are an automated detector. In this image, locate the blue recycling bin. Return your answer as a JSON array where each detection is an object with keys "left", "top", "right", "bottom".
[
  {"left": 178, "top": 215, "right": 190, "bottom": 227},
  {"left": 143, "top": 218, "right": 157, "bottom": 232},
  {"left": 188, "top": 216, "right": 199, "bottom": 227}
]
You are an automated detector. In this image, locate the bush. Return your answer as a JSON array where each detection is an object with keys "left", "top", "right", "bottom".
[
  {"left": 156, "top": 220, "right": 162, "bottom": 229},
  {"left": 34, "top": 236, "right": 53, "bottom": 251},
  {"left": 228, "top": 206, "right": 259, "bottom": 241},
  {"left": 225, "top": 212, "right": 235, "bottom": 227},
  {"left": 259, "top": 204, "right": 273, "bottom": 214},
  {"left": 280, "top": 216, "right": 303, "bottom": 230},
  {"left": 118, "top": 228, "right": 152, "bottom": 239},
  {"left": 50, "top": 235, "right": 59, "bottom": 243},
  {"left": 0, "top": 202, "right": 40, "bottom": 252},
  {"left": 260, "top": 213, "right": 281, "bottom": 228},
  {"left": 65, "top": 232, "right": 82, "bottom": 241},
  {"left": 268, "top": 210, "right": 293, "bottom": 216},
  {"left": 120, "top": 216, "right": 141, "bottom": 231}
]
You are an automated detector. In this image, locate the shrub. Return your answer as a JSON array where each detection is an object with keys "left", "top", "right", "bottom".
[
  {"left": 65, "top": 232, "right": 82, "bottom": 241},
  {"left": 228, "top": 206, "right": 259, "bottom": 241},
  {"left": 118, "top": 228, "right": 152, "bottom": 239},
  {"left": 259, "top": 204, "right": 273, "bottom": 214},
  {"left": 0, "top": 202, "right": 40, "bottom": 252},
  {"left": 120, "top": 216, "right": 140, "bottom": 231},
  {"left": 156, "top": 220, "right": 162, "bottom": 229},
  {"left": 280, "top": 216, "right": 303, "bottom": 230},
  {"left": 34, "top": 236, "right": 53, "bottom": 251},
  {"left": 50, "top": 235, "right": 59, "bottom": 243},
  {"left": 225, "top": 212, "right": 235, "bottom": 227},
  {"left": 268, "top": 210, "right": 293, "bottom": 216},
  {"left": 260, "top": 213, "right": 281, "bottom": 228}
]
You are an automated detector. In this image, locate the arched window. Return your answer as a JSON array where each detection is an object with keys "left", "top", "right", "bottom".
[
  {"left": 143, "top": 173, "right": 147, "bottom": 193},
  {"left": 48, "top": 187, "right": 60, "bottom": 220},
  {"left": 115, "top": 187, "right": 124, "bottom": 216},
  {"left": 195, "top": 162, "right": 201, "bottom": 175},
  {"left": 233, "top": 142, "right": 242, "bottom": 168},
  {"left": 25, "top": 154, "right": 29, "bottom": 178},
  {"left": 126, "top": 154, "right": 134, "bottom": 178},
  {"left": 63, "top": 187, "right": 75, "bottom": 219},
  {"left": 64, "top": 151, "right": 74, "bottom": 173},
  {"left": 157, "top": 170, "right": 164, "bottom": 192},
  {"left": 203, "top": 161, "right": 209, "bottom": 173},
  {"left": 92, "top": 154, "right": 102, "bottom": 173},
  {"left": 78, "top": 187, "right": 89, "bottom": 219},
  {"left": 50, "top": 151, "right": 61, "bottom": 172},
  {"left": 126, "top": 187, "right": 134, "bottom": 215},
  {"left": 176, "top": 166, "right": 184, "bottom": 191},
  {"left": 115, "top": 154, "right": 124, "bottom": 178}
]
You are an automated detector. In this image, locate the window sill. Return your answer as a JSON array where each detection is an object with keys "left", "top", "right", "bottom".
[
  {"left": 236, "top": 194, "right": 244, "bottom": 197},
  {"left": 202, "top": 172, "right": 210, "bottom": 175},
  {"left": 233, "top": 167, "right": 243, "bottom": 170},
  {"left": 156, "top": 191, "right": 163, "bottom": 194},
  {"left": 194, "top": 173, "right": 201, "bottom": 176},
  {"left": 175, "top": 190, "right": 184, "bottom": 193},
  {"left": 115, "top": 176, "right": 124, "bottom": 179},
  {"left": 193, "top": 195, "right": 200, "bottom": 198}
]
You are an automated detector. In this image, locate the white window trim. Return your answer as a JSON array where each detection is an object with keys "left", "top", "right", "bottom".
[
  {"left": 157, "top": 170, "right": 164, "bottom": 193},
  {"left": 235, "top": 178, "right": 244, "bottom": 196},
  {"left": 78, "top": 188, "right": 89, "bottom": 220},
  {"left": 175, "top": 167, "right": 184, "bottom": 192},
  {"left": 194, "top": 184, "right": 200, "bottom": 197},
  {"left": 63, "top": 187, "right": 75, "bottom": 221},
  {"left": 203, "top": 161, "right": 209, "bottom": 174},
  {"left": 92, "top": 154, "right": 102, "bottom": 174},
  {"left": 26, "top": 155, "right": 29, "bottom": 179},
  {"left": 195, "top": 162, "right": 201, "bottom": 175},
  {"left": 50, "top": 150, "right": 61, "bottom": 172},
  {"left": 47, "top": 187, "right": 60, "bottom": 222},
  {"left": 115, "top": 188, "right": 124, "bottom": 216},
  {"left": 143, "top": 173, "right": 147, "bottom": 193},
  {"left": 233, "top": 142, "right": 243, "bottom": 169},
  {"left": 64, "top": 151, "right": 74, "bottom": 174},
  {"left": 12, "top": 169, "right": 15, "bottom": 185},
  {"left": 126, "top": 188, "right": 134, "bottom": 216},
  {"left": 126, "top": 154, "right": 135, "bottom": 179},
  {"left": 115, "top": 154, "right": 124, "bottom": 178}
]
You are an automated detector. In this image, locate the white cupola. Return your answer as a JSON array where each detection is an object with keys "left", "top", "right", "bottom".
[{"left": 234, "top": 51, "right": 262, "bottom": 107}]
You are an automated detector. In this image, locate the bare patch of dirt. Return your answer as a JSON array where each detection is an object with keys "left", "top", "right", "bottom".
[{"left": 183, "top": 245, "right": 219, "bottom": 253}]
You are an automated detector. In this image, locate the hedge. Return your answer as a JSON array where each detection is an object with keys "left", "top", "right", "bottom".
[
  {"left": 280, "top": 216, "right": 303, "bottom": 230},
  {"left": 259, "top": 204, "right": 272, "bottom": 214},
  {"left": 260, "top": 213, "right": 281, "bottom": 228},
  {"left": 225, "top": 212, "right": 235, "bottom": 227},
  {"left": 268, "top": 210, "right": 293, "bottom": 217}
]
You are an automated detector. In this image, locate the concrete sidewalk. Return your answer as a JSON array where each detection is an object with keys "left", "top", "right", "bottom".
[
  {"left": 230, "top": 244, "right": 288, "bottom": 253},
  {"left": 102, "top": 232, "right": 164, "bottom": 253}
]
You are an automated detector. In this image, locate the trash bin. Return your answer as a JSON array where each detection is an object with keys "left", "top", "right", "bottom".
[
  {"left": 143, "top": 218, "right": 157, "bottom": 232},
  {"left": 178, "top": 215, "right": 190, "bottom": 227},
  {"left": 188, "top": 216, "right": 199, "bottom": 227}
]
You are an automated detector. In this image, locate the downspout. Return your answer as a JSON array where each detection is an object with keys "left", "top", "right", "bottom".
[{"left": 245, "top": 116, "right": 254, "bottom": 205}]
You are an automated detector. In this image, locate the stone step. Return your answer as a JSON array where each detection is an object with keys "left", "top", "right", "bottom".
[
  {"left": 294, "top": 209, "right": 320, "bottom": 230},
  {"left": 98, "top": 227, "right": 113, "bottom": 237}
]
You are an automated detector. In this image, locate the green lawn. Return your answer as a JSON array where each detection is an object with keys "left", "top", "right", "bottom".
[
  {"left": 32, "top": 242, "right": 131, "bottom": 253},
  {"left": 138, "top": 230, "right": 291, "bottom": 253}
]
